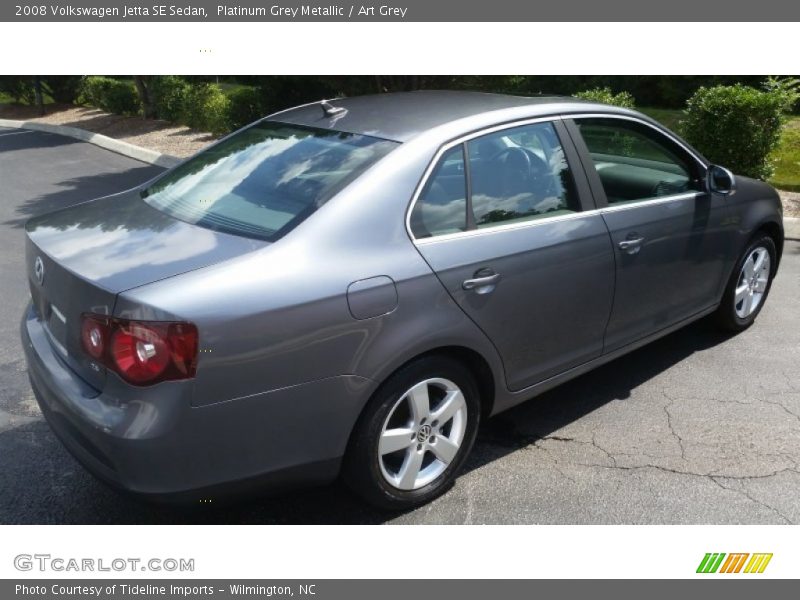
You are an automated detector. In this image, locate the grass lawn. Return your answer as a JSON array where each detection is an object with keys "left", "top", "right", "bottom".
[
  {"left": 769, "top": 118, "right": 800, "bottom": 191},
  {"left": 641, "top": 107, "right": 800, "bottom": 192}
]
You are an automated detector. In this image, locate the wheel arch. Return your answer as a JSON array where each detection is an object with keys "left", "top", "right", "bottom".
[
  {"left": 344, "top": 344, "right": 498, "bottom": 456},
  {"left": 753, "top": 219, "right": 784, "bottom": 271},
  {"left": 418, "top": 345, "right": 497, "bottom": 419},
  {"left": 374, "top": 345, "right": 497, "bottom": 417}
]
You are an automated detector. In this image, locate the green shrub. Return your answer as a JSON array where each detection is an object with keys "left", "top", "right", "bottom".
[
  {"left": 180, "top": 83, "right": 230, "bottom": 135},
  {"left": 226, "top": 86, "right": 266, "bottom": 130},
  {"left": 762, "top": 76, "right": 800, "bottom": 113},
  {"left": 202, "top": 87, "right": 232, "bottom": 136},
  {"left": 0, "top": 76, "right": 35, "bottom": 104},
  {"left": 78, "top": 76, "right": 140, "bottom": 115},
  {"left": 683, "top": 84, "right": 787, "bottom": 180},
  {"left": 574, "top": 87, "right": 635, "bottom": 109},
  {"left": 149, "top": 77, "right": 237, "bottom": 134},
  {"left": 150, "top": 75, "right": 191, "bottom": 121},
  {"left": 180, "top": 83, "right": 231, "bottom": 135}
]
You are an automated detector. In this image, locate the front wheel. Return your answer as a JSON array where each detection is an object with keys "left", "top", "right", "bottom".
[
  {"left": 715, "top": 233, "right": 777, "bottom": 332},
  {"left": 343, "top": 356, "right": 481, "bottom": 510}
]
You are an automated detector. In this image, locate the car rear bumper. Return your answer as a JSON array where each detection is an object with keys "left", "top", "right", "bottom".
[{"left": 21, "top": 302, "right": 373, "bottom": 501}]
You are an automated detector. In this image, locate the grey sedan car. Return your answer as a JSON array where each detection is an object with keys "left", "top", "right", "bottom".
[{"left": 21, "top": 91, "right": 784, "bottom": 509}]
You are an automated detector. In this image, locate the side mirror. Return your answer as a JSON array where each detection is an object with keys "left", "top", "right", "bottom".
[{"left": 707, "top": 165, "right": 737, "bottom": 196}]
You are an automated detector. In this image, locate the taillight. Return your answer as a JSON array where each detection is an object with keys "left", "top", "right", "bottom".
[
  {"left": 81, "top": 315, "right": 107, "bottom": 359},
  {"left": 80, "top": 314, "right": 198, "bottom": 386}
]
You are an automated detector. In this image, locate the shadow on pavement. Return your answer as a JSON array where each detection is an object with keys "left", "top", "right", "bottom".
[
  {"left": 0, "top": 317, "right": 734, "bottom": 524},
  {"left": 3, "top": 166, "right": 163, "bottom": 229},
  {"left": 470, "top": 317, "right": 732, "bottom": 463}
]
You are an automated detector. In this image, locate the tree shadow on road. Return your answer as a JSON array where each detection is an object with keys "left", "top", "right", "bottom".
[
  {"left": 469, "top": 318, "right": 732, "bottom": 464},
  {"left": 3, "top": 166, "right": 163, "bottom": 229}
]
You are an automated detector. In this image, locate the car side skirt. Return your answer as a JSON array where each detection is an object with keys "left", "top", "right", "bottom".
[{"left": 491, "top": 303, "right": 720, "bottom": 415}]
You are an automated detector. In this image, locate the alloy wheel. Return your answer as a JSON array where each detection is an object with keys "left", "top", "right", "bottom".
[
  {"left": 378, "top": 377, "right": 468, "bottom": 490},
  {"left": 734, "top": 246, "right": 771, "bottom": 319}
]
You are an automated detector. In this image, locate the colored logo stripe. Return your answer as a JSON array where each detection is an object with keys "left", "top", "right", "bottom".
[
  {"left": 719, "top": 553, "right": 749, "bottom": 573},
  {"left": 744, "top": 553, "right": 773, "bottom": 573},
  {"left": 697, "top": 553, "right": 726, "bottom": 573},
  {"left": 696, "top": 553, "right": 773, "bottom": 574}
]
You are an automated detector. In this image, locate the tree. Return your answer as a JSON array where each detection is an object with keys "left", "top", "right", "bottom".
[
  {"left": 134, "top": 76, "right": 156, "bottom": 118},
  {"left": 32, "top": 76, "right": 44, "bottom": 116}
]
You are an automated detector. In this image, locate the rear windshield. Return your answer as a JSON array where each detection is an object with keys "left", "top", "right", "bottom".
[{"left": 141, "top": 121, "right": 397, "bottom": 241}]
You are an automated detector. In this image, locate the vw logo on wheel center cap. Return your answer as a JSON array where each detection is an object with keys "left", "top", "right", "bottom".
[
  {"left": 33, "top": 256, "right": 45, "bottom": 285},
  {"left": 417, "top": 424, "right": 432, "bottom": 443}
]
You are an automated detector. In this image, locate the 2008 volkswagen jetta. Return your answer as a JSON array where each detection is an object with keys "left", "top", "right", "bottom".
[{"left": 21, "top": 91, "right": 784, "bottom": 509}]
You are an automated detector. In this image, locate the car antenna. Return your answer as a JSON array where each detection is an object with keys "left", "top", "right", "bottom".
[{"left": 320, "top": 99, "right": 346, "bottom": 117}]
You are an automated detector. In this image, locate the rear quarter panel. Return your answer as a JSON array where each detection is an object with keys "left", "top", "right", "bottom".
[{"left": 114, "top": 139, "right": 506, "bottom": 409}]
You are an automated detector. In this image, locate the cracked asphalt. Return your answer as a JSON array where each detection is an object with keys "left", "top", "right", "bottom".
[{"left": 1, "top": 128, "right": 799, "bottom": 524}]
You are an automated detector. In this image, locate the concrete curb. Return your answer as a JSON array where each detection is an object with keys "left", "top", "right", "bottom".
[
  {"left": 785, "top": 217, "right": 800, "bottom": 241},
  {"left": 0, "top": 119, "right": 181, "bottom": 168}
]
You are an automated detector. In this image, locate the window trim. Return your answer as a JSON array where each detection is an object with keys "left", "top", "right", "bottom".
[
  {"left": 413, "top": 207, "right": 600, "bottom": 245},
  {"left": 406, "top": 116, "right": 586, "bottom": 243},
  {"left": 405, "top": 112, "right": 709, "bottom": 244}
]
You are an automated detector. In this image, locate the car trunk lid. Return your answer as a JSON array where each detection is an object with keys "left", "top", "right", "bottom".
[{"left": 25, "top": 189, "right": 268, "bottom": 389}]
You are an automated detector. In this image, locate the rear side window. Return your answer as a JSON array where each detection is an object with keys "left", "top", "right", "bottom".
[
  {"left": 576, "top": 118, "right": 702, "bottom": 204},
  {"left": 142, "top": 121, "right": 397, "bottom": 241},
  {"left": 410, "top": 121, "right": 580, "bottom": 239},
  {"left": 409, "top": 146, "right": 467, "bottom": 239}
]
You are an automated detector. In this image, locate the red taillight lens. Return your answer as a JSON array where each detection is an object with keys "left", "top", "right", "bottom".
[
  {"left": 80, "top": 315, "right": 108, "bottom": 359},
  {"left": 80, "top": 314, "right": 198, "bottom": 386},
  {"left": 111, "top": 322, "right": 171, "bottom": 383}
]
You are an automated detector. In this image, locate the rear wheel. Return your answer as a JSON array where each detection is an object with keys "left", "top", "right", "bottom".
[
  {"left": 715, "top": 233, "right": 777, "bottom": 332},
  {"left": 343, "top": 356, "right": 481, "bottom": 510}
]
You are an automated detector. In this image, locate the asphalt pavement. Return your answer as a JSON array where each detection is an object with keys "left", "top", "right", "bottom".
[{"left": 1, "top": 128, "right": 799, "bottom": 524}]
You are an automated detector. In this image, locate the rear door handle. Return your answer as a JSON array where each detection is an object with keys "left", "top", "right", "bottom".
[
  {"left": 462, "top": 271, "right": 501, "bottom": 293},
  {"left": 618, "top": 236, "right": 645, "bottom": 254}
]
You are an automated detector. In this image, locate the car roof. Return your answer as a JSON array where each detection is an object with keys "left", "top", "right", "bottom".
[{"left": 267, "top": 90, "right": 627, "bottom": 142}]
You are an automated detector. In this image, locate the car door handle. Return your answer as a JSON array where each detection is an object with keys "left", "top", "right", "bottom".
[
  {"left": 462, "top": 272, "right": 501, "bottom": 293},
  {"left": 618, "top": 236, "right": 645, "bottom": 254}
]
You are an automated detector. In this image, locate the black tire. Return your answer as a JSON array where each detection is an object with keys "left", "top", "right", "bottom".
[
  {"left": 343, "top": 355, "right": 481, "bottom": 510},
  {"left": 715, "top": 233, "right": 777, "bottom": 332}
]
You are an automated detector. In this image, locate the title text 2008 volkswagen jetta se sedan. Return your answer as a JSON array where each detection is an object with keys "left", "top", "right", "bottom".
[{"left": 21, "top": 92, "right": 784, "bottom": 509}]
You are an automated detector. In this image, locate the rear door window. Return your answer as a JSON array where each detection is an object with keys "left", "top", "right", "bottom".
[
  {"left": 467, "top": 122, "right": 580, "bottom": 227},
  {"left": 410, "top": 121, "right": 580, "bottom": 239}
]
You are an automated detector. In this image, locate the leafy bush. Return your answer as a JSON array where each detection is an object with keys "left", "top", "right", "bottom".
[
  {"left": 149, "top": 76, "right": 191, "bottom": 121},
  {"left": 226, "top": 86, "right": 267, "bottom": 130},
  {"left": 762, "top": 76, "right": 800, "bottom": 113},
  {"left": 78, "top": 76, "right": 140, "bottom": 115},
  {"left": 179, "top": 83, "right": 231, "bottom": 135},
  {"left": 683, "top": 85, "right": 787, "bottom": 180},
  {"left": 150, "top": 78, "right": 250, "bottom": 134},
  {"left": 0, "top": 76, "right": 35, "bottom": 104},
  {"left": 573, "top": 87, "right": 635, "bottom": 108}
]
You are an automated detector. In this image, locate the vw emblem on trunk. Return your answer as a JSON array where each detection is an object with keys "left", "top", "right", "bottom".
[{"left": 33, "top": 256, "right": 45, "bottom": 285}]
